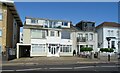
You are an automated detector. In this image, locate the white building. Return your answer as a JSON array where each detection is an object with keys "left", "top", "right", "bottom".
[
  {"left": 74, "top": 21, "right": 98, "bottom": 54},
  {"left": 16, "top": 17, "right": 98, "bottom": 58},
  {"left": 96, "top": 22, "right": 120, "bottom": 54}
]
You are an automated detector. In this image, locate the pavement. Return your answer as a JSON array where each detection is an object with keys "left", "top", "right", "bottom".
[{"left": 2, "top": 56, "right": 120, "bottom": 66}]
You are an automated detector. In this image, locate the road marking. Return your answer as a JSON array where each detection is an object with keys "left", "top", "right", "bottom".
[
  {"left": 74, "top": 66, "right": 94, "bottom": 69},
  {"left": 99, "top": 66, "right": 118, "bottom": 68},
  {"left": 49, "top": 67, "right": 73, "bottom": 70},
  {"left": 1, "top": 70, "right": 15, "bottom": 71},
  {"left": 16, "top": 68, "right": 42, "bottom": 71}
]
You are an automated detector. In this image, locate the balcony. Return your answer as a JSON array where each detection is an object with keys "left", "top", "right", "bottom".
[{"left": 77, "top": 37, "right": 86, "bottom": 42}]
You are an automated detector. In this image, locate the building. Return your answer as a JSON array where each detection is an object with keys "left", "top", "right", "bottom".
[
  {"left": 17, "top": 17, "right": 74, "bottom": 58},
  {"left": 74, "top": 21, "right": 98, "bottom": 54},
  {"left": 76, "top": 20, "right": 95, "bottom": 31},
  {"left": 17, "top": 17, "right": 98, "bottom": 58},
  {"left": 96, "top": 22, "right": 120, "bottom": 53},
  {"left": 0, "top": 1, "right": 23, "bottom": 60}
]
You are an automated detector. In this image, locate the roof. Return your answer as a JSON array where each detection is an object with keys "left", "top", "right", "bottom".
[
  {"left": 25, "top": 16, "right": 71, "bottom": 22},
  {"left": 2, "top": 2, "right": 23, "bottom": 27},
  {"left": 96, "top": 22, "right": 120, "bottom": 29},
  {"left": 76, "top": 20, "right": 95, "bottom": 25}
]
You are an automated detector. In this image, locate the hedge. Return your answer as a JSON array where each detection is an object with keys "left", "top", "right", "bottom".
[
  {"left": 80, "top": 47, "right": 93, "bottom": 52},
  {"left": 100, "top": 48, "right": 114, "bottom": 52}
]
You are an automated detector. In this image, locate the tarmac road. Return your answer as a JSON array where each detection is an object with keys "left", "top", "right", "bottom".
[{"left": 2, "top": 62, "right": 120, "bottom": 72}]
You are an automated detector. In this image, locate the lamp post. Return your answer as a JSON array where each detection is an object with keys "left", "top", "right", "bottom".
[{"left": 106, "top": 37, "right": 111, "bottom": 61}]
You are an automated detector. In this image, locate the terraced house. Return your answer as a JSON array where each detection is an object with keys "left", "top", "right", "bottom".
[
  {"left": 17, "top": 17, "right": 98, "bottom": 58},
  {"left": 0, "top": 2, "right": 22, "bottom": 60}
]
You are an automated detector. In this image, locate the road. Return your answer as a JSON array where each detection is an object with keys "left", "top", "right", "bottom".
[{"left": 1, "top": 63, "right": 120, "bottom": 72}]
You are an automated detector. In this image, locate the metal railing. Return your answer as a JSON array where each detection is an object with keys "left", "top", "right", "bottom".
[{"left": 77, "top": 37, "right": 86, "bottom": 42}]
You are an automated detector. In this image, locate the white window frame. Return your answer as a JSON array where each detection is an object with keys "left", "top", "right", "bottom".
[
  {"left": 50, "top": 31, "right": 55, "bottom": 36},
  {"left": 89, "top": 33, "right": 93, "bottom": 41},
  {"left": 32, "top": 44, "right": 45, "bottom": 53},
  {"left": 31, "top": 29, "right": 46, "bottom": 39},
  {"left": 85, "top": 33, "right": 88, "bottom": 41},
  {"left": 60, "top": 45, "right": 72, "bottom": 53},
  {"left": 108, "top": 30, "right": 110, "bottom": 36},
  {"left": 31, "top": 19, "right": 38, "bottom": 24},
  {"left": 111, "top": 30, "right": 114, "bottom": 36}
]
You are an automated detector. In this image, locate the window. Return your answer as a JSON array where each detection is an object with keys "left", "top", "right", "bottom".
[
  {"left": 60, "top": 45, "right": 72, "bottom": 53},
  {"left": 31, "top": 30, "right": 46, "bottom": 39},
  {"left": 111, "top": 41, "right": 115, "bottom": 49},
  {"left": 77, "top": 33, "right": 84, "bottom": 42},
  {"left": 61, "top": 31, "right": 70, "bottom": 39},
  {"left": 108, "top": 30, "right": 110, "bottom": 36},
  {"left": 85, "top": 34, "right": 88, "bottom": 41},
  {"left": 0, "top": 30, "right": 2, "bottom": 37},
  {"left": 31, "top": 19, "right": 38, "bottom": 23},
  {"left": 62, "top": 22, "right": 68, "bottom": 26},
  {"left": 117, "top": 31, "right": 119, "bottom": 37},
  {"left": 50, "top": 31, "right": 55, "bottom": 36},
  {"left": 49, "top": 21, "right": 52, "bottom": 28},
  {"left": 78, "top": 33, "right": 83, "bottom": 39},
  {"left": 42, "top": 30, "right": 46, "bottom": 38},
  {"left": 55, "top": 22, "right": 62, "bottom": 28},
  {"left": 32, "top": 44, "right": 45, "bottom": 53},
  {"left": 90, "top": 33, "right": 93, "bottom": 40},
  {"left": 111, "top": 30, "right": 114, "bottom": 36},
  {"left": 0, "top": 13, "right": 2, "bottom": 20}
]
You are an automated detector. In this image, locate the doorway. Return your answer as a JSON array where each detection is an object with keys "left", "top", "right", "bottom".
[
  {"left": 48, "top": 44, "right": 59, "bottom": 57},
  {"left": 19, "top": 45, "right": 31, "bottom": 58}
]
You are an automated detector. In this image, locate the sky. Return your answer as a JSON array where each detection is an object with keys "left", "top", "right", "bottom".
[{"left": 14, "top": 2, "right": 118, "bottom": 32}]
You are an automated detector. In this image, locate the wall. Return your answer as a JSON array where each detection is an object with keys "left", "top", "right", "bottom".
[
  {"left": 6, "top": 6, "right": 14, "bottom": 49},
  {"left": 1, "top": 4, "right": 7, "bottom": 52},
  {"left": 96, "top": 27, "right": 103, "bottom": 48},
  {"left": 0, "top": 3, "right": 2, "bottom": 50},
  {"left": 23, "top": 28, "right": 31, "bottom": 44}
]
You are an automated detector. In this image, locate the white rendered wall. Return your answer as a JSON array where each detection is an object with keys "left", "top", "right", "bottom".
[{"left": 102, "top": 27, "right": 119, "bottom": 52}]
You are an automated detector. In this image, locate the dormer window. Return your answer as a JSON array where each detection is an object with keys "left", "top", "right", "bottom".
[
  {"left": 62, "top": 22, "right": 68, "bottom": 26},
  {"left": 31, "top": 19, "right": 38, "bottom": 23}
]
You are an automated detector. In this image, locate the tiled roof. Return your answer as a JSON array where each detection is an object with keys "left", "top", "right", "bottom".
[{"left": 96, "top": 22, "right": 120, "bottom": 29}]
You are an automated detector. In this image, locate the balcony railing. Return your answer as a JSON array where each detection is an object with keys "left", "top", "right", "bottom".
[{"left": 77, "top": 37, "right": 86, "bottom": 42}]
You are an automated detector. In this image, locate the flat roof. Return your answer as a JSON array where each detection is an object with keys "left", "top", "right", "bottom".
[
  {"left": 2, "top": 2, "right": 23, "bottom": 27},
  {"left": 25, "top": 16, "right": 72, "bottom": 22}
]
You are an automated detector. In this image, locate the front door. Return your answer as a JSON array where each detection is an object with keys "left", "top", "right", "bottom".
[{"left": 48, "top": 44, "right": 59, "bottom": 57}]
